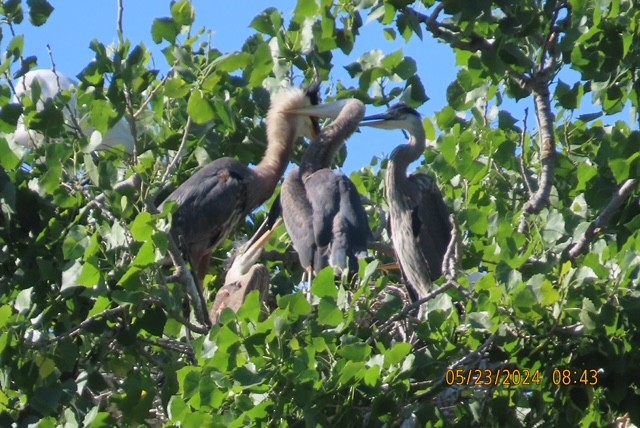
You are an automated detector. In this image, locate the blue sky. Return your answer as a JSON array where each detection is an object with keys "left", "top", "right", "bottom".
[
  {"left": 9, "top": 1, "right": 459, "bottom": 173},
  {"left": 9, "top": 1, "right": 634, "bottom": 173}
]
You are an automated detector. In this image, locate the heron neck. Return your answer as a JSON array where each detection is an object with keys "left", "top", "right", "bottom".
[
  {"left": 300, "top": 100, "right": 364, "bottom": 174},
  {"left": 388, "top": 124, "right": 425, "bottom": 181},
  {"left": 254, "top": 115, "right": 298, "bottom": 194}
]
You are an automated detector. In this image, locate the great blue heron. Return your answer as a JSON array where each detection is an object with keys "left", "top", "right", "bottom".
[
  {"left": 9, "top": 69, "right": 135, "bottom": 153},
  {"left": 162, "top": 86, "right": 347, "bottom": 302},
  {"left": 209, "top": 216, "right": 282, "bottom": 325},
  {"left": 360, "top": 104, "right": 451, "bottom": 302},
  {"left": 280, "top": 98, "right": 371, "bottom": 277}
]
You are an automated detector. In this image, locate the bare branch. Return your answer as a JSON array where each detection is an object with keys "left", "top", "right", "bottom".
[
  {"left": 164, "top": 232, "right": 210, "bottom": 329},
  {"left": 25, "top": 305, "right": 130, "bottom": 347},
  {"left": 117, "top": 0, "right": 124, "bottom": 35},
  {"left": 442, "top": 214, "right": 462, "bottom": 280},
  {"left": 160, "top": 116, "right": 193, "bottom": 186},
  {"left": 518, "top": 108, "right": 534, "bottom": 196},
  {"left": 407, "top": 5, "right": 494, "bottom": 52},
  {"left": 518, "top": 76, "right": 557, "bottom": 233},
  {"left": 568, "top": 179, "right": 638, "bottom": 258}
]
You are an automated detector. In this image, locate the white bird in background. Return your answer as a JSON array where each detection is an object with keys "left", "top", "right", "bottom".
[{"left": 9, "top": 69, "right": 135, "bottom": 153}]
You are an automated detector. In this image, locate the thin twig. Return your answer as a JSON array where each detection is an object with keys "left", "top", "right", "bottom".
[
  {"left": 133, "top": 73, "right": 170, "bottom": 120},
  {"left": 25, "top": 305, "right": 130, "bottom": 347},
  {"left": 518, "top": 108, "right": 534, "bottom": 196},
  {"left": 165, "top": 233, "right": 210, "bottom": 329},
  {"left": 404, "top": 335, "right": 496, "bottom": 406},
  {"left": 366, "top": 281, "right": 455, "bottom": 344},
  {"left": 160, "top": 116, "right": 193, "bottom": 185},
  {"left": 117, "top": 0, "right": 124, "bottom": 35},
  {"left": 568, "top": 179, "right": 638, "bottom": 258},
  {"left": 442, "top": 214, "right": 462, "bottom": 280}
]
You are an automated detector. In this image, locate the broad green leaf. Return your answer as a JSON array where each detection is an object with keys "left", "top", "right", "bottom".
[
  {"left": 311, "top": 267, "right": 338, "bottom": 298},
  {"left": 151, "top": 17, "right": 180, "bottom": 44},
  {"left": 27, "top": 0, "right": 53, "bottom": 26},
  {"left": 384, "top": 342, "right": 412, "bottom": 366},
  {"left": 188, "top": 89, "right": 215, "bottom": 124},
  {"left": 317, "top": 298, "right": 342, "bottom": 327},
  {"left": 339, "top": 343, "right": 371, "bottom": 361},
  {"left": 130, "top": 211, "right": 155, "bottom": 242},
  {"left": 171, "top": 0, "right": 195, "bottom": 26}
]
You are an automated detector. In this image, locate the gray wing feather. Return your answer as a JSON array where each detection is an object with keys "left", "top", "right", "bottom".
[
  {"left": 281, "top": 170, "right": 317, "bottom": 270},
  {"left": 163, "top": 157, "right": 250, "bottom": 255},
  {"left": 409, "top": 174, "right": 451, "bottom": 279}
]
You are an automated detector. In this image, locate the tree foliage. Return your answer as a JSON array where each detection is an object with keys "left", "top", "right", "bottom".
[{"left": 1, "top": 0, "right": 640, "bottom": 426}]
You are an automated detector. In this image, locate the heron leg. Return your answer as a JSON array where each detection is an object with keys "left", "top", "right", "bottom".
[
  {"left": 303, "top": 266, "right": 314, "bottom": 301},
  {"left": 181, "top": 252, "right": 211, "bottom": 327}
]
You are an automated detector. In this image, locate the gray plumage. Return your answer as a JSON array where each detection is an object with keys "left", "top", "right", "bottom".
[
  {"left": 162, "top": 87, "right": 320, "bottom": 292},
  {"left": 281, "top": 99, "right": 371, "bottom": 275},
  {"left": 361, "top": 104, "right": 452, "bottom": 301}
]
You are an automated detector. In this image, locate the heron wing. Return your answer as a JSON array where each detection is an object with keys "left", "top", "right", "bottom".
[
  {"left": 409, "top": 174, "right": 452, "bottom": 279},
  {"left": 281, "top": 169, "right": 316, "bottom": 270},
  {"left": 164, "top": 158, "right": 251, "bottom": 258},
  {"left": 306, "top": 170, "right": 370, "bottom": 272}
]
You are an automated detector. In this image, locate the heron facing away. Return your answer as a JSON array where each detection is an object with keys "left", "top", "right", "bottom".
[
  {"left": 9, "top": 69, "right": 135, "bottom": 153},
  {"left": 280, "top": 98, "right": 372, "bottom": 278},
  {"left": 360, "top": 104, "right": 451, "bottom": 302},
  {"left": 162, "top": 86, "right": 348, "bottom": 306}
]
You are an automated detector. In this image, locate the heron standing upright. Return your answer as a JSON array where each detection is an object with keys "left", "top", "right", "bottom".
[
  {"left": 10, "top": 69, "right": 135, "bottom": 153},
  {"left": 280, "top": 97, "right": 371, "bottom": 278},
  {"left": 360, "top": 104, "right": 451, "bottom": 302},
  {"left": 162, "top": 86, "right": 347, "bottom": 306}
]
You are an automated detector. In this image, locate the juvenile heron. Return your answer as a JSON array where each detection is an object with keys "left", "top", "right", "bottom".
[
  {"left": 163, "top": 86, "right": 347, "bottom": 305},
  {"left": 10, "top": 69, "right": 135, "bottom": 153},
  {"left": 209, "top": 217, "right": 282, "bottom": 325},
  {"left": 360, "top": 104, "right": 451, "bottom": 302},
  {"left": 281, "top": 98, "right": 371, "bottom": 277}
]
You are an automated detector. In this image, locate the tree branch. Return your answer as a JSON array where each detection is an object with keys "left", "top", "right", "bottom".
[{"left": 568, "top": 179, "right": 638, "bottom": 258}]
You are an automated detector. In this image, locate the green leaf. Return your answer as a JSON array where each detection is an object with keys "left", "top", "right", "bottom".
[
  {"left": 364, "top": 365, "right": 381, "bottom": 387},
  {"left": 580, "top": 298, "right": 598, "bottom": 331},
  {"left": 171, "top": 0, "right": 195, "bottom": 26},
  {"left": 250, "top": 8, "right": 282, "bottom": 36},
  {"left": 317, "top": 298, "right": 342, "bottom": 327},
  {"left": 311, "top": 267, "right": 338, "bottom": 298},
  {"left": 61, "top": 261, "right": 83, "bottom": 292},
  {"left": 77, "top": 258, "right": 101, "bottom": 287},
  {"left": 237, "top": 290, "right": 262, "bottom": 321},
  {"left": 130, "top": 211, "right": 155, "bottom": 242},
  {"left": 27, "top": 0, "right": 54, "bottom": 26},
  {"left": 151, "top": 17, "right": 180, "bottom": 44},
  {"left": 188, "top": 89, "right": 215, "bottom": 125},
  {"left": 279, "top": 293, "right": 312, "bottom": 317},
  {"left": 14, "top": 287, "right": 32, "bottom": 313},
  {"left": 609, "top": 158, "right": 629, "bottom": 182},
  {"left": 384, "top": 342, "right": 411, "bottom": 366},
  {"left": 89, "top": 99, "right": 117, "bottom": 135},
  {"left": 0, "top": 305, "right": 12, "bottom": 329},
  {"left": 212, "top": 52, "right": 252, "bottom": 73},
  {"left": 63, "top": 225, "right": 89, "bottom": 260},
  {"left": 464, "top": 208, "right": 488, "bottom": 234},
  {"left": 339, "top": 343, "right": 371, "bottom": 361},
  {"left": 338, "top": 361, "right": 366, "bottom": 385}
]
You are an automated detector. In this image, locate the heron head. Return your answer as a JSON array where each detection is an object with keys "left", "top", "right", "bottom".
[
  {"left": 287, "top": 96, "right": 358, "bottom": 138},
  {"left": 359, "top": 103, "right": 422, "bottom": 132}
]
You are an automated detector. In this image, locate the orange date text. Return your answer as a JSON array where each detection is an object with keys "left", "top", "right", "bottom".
[{"left": 445, "top": 368, "right": 542, "bottom": 386}]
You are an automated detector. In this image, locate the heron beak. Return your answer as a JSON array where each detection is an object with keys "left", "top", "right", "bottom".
[
  {"left": 240, "top": 217, "right": 283, "bottom": 264},
  {"left": 287, "top": 99, "right": 351, "bottom": 119},
  {"left": 359, "top": 112, "right": 393, "bottom": 128}
]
